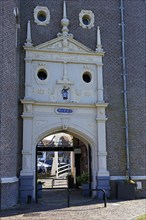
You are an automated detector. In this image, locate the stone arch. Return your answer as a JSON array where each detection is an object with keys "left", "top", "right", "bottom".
[
  {"left": 33, "top": 125, "right": 98, "bottom": 193},
  {"left": 34, "top": 124, "right": 96, "bottom": 148}
]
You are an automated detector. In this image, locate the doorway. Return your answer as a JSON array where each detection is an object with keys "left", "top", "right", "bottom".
[{"left": 35, "top": 132, "right": 92, "bottom": 202}]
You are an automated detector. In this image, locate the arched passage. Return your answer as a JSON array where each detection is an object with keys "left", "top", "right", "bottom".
[
  {"left": 35, "top": 131, "right": 93, "bottom": 201},
  {"left": 20, "top": 111, "right": 110, "bottom": 203}
]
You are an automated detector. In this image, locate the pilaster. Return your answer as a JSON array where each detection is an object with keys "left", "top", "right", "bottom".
[
  {"left": 24, "top": 59, "right": 32, "bottom": 99},
  {"left": 21, "top": 102, "right": 33, "bottom": 175},
  {"left": 96, "top": 104, "right": 110, "bottom": 198},
  {"left": 97, "top": 65, "right": 104, "bottom": 102}
]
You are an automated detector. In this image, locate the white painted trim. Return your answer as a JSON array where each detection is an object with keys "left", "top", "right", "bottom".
[
  {"left": 1, "top": 177, "right": 19, "bottom": 183},
  {"left": 110, "top": 176, "right": 146, "bottom": 180},
  {"left": 21, "top": 99, "right": 108, "bottom": 108}
]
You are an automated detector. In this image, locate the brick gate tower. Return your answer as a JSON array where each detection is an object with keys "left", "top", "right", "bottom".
[{"left": 1, "top": 0, "right": 146, "bottom": 209}]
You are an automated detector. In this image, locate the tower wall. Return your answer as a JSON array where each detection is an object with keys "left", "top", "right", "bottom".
[
  {"left": 19, "top": 0, "right": 146, "bottom": 172},
  {"left": 1, "top": 0, "right": 145, "bottom": 208},
  {"left": 19, "top": 0, "right": 146, "bottom": 198},
  {"left": 0, "top": 0, "right": 19, "bottom": 209}
]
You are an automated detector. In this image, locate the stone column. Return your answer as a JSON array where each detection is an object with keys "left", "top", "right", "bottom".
[
  {"left": 20, "top": 103, "right": 34, "bottom": 203},
  {"left": 70, "top": 151, "right": 75, "bottom": 176},
  {"left": 24, "top": 59, "right": 32, "bottom": 99},
  {"left": 51, "top": 151, "right": 58, "bottom": 176},
  {"left": 96, "top": 104, "right": 110, "bottom": 198},
  {"left": 97, "top": 64, "right": 104, "bottom": 102}
]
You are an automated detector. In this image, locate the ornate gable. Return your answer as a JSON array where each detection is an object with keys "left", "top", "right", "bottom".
[{"left": 34, "top": 36, "right": 93, "bottom": 53}]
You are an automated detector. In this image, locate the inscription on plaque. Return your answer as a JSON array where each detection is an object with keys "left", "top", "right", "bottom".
[{"left": 56, "top": 108, "right": 73, "bottom": 114}]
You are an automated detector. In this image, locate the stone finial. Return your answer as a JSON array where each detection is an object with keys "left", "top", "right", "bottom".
[
  {"left": 57, "top": 1, "right": 73, "bottom": 38},
  {"left": 63, "top": 0, "right": 67, "bottom": 18},
  {"left": 96, "top": 26, "right": 103, "bottom": 52},
  {"left": 61, "top": 1, "right": 69, "bottom": 35},
  {"left": 25, "top": 20, "right": 33, "bottom": 47}
]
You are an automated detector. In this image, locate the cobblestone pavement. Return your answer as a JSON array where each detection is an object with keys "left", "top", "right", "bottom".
[{"left": 1, "top": 189, "right": 146, "bottom": 220}]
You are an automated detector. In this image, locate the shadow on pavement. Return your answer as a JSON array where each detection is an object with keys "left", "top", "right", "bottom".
[{"left": 0, "top": 189, "right": 106, "bottom": 218}]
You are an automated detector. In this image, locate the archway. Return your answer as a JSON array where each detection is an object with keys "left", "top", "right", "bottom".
[
  {"left": 35, "top": 131, "right": 93, "bottom": 201},
  {"left": 20, "top": 3, "right": 110, "bottom": 203}
]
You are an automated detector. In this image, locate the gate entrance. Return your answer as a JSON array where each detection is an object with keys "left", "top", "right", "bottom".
[
  {"left": 20, "top": 4, "right": 110, "bottom": 203},
  {"left": 36, "top": 132, "right": 92, "bottom": 202}
]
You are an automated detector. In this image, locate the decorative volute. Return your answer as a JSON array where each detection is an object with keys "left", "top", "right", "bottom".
[
  {"left": 25, "top": 20, "right": 33, "bottom": 47},
  {"left": 57, "top": 1, "right": 73, "bottom": 38},
  {"left": 96, "top": 26, "right": 103, "bottom": 52}
]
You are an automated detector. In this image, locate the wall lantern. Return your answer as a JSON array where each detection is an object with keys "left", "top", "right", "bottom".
[{"left": 62, "top": 86, "right": 69, "bottom": 100}]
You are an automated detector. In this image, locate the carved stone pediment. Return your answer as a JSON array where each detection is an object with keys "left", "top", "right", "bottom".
[{"left": 34, "top": 36, "right": 93, "bottom": 53}]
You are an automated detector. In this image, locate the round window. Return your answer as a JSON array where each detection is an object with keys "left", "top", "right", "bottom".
[
  {"left": 79, "top": 10, "right": 94, "bottom": 29},
  {"left": 82, "top": 15, "right": 91, "bottom": 26},
  {"left": 82, "top": 71, "right": 92, "bottom": 83},
  {"left": 37, "top": 70, "right": 47, "bottom": 80},
  {"left": 34, "top": 6, "right": 50, "bottom": 26},
  {"left": 37, "top": 11, "right": 46, "bottom": 22}
]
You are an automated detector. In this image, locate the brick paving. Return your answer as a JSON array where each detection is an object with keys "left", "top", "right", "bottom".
[{"left": 0, "top": 189, "right": 146, "bottom": 220}]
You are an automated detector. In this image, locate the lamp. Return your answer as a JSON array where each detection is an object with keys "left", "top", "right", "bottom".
[{"left": 62, "top": 86, "right": 69, "bottom": 100}]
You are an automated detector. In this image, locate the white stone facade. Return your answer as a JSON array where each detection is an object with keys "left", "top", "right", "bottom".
[{"left": 20, "top": 19, "right": 109, "bottom": 199}]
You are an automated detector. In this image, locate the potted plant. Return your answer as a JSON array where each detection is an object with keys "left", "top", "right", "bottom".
[{"left": 76, "top": 172, "right": 90, "bottom": 196}]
